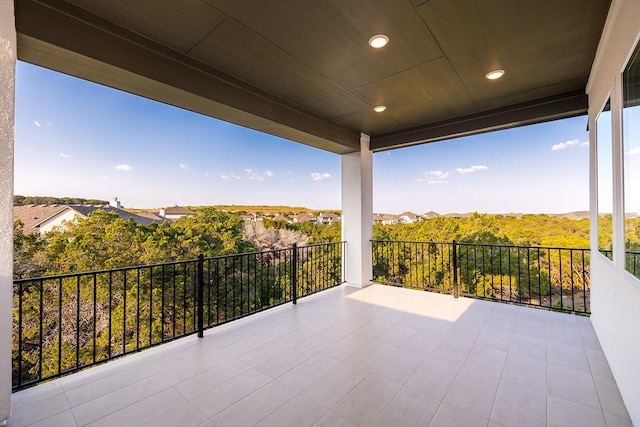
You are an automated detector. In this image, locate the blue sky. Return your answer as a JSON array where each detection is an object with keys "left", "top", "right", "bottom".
[{"left": 15, "top": 61, "right": 589, "bottom": 214}]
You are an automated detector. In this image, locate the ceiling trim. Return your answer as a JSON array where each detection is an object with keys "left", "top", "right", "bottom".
[{"left": 370, "top": 90, "right": 588, "bottom": 151}]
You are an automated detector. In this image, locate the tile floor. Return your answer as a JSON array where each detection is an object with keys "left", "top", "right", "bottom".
[{"left": 6, "top": 284, "right": 633, "bottom": 426}]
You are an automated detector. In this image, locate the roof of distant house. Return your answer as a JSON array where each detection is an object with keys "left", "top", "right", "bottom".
[
  {"left": 422, "top": 211, "right": 440, "bottom": 218},
  {"left": 33, "top": 205, "right": 161, "bottom": 228},
  {"left": 14, "top": 204, "right": 67, "bottom": 234},
  {"left": 163, "top": 206, "right": 195, "bottom": 215},
  {"left": 294, "top": 212, "right": 315, "bottom": 222},
  {"left": 398, "top": 211, "right": 419, "bottom": 219},
  {"left": 136, "top": 211, "right": 165, "bottom": 222}
]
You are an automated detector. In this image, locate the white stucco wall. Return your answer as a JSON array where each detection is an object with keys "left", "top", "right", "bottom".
[
  {"left": 38, "top": 208, "right": 83, "bottom": 236},
  {"left": 587, "top": 0, "right": 640, "bottom": 424},
  {"left": 341, "top": 134, "right": 373, "bottom": 288},
  {"left": 0, "top": 0, "right": 15, "bottom": 423}
]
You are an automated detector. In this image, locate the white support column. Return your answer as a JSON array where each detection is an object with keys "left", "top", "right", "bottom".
[
  {"left": 0, "top": 0, "right": 15, "bottom": 424},
  {"left": 341, "top": 133, "right": 373, "bottom": 288}
]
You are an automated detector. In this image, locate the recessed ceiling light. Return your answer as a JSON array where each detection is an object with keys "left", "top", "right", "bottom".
[
  {"left": 373, "top": 105, "right": 387, "bottom": 113},
  {"left": 368, "top": 34, "right": 389, "bottom": 49},
  {"left": 485, "top": 69, "right": 505, "bottom": 80}
]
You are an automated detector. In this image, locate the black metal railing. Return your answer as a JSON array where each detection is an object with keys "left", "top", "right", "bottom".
[
  {"left": 12, "top": 241, "right": 345, "bottom": 391},
  {"left": 600, "top": 249, "right": 640, "bottom": 279},
  {"left": 372, "top": 240, "right": 590, "bottom": 315}
]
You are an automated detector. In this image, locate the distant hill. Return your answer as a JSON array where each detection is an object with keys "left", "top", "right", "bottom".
[
  {"left": 14, "top": 195, "right": 109, "bottom": 206},
  {"left": 550, "top": 211, "right": 590, "bottom": 220}
]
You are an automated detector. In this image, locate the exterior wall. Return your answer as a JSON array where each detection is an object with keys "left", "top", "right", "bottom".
[
  {"left": 341, "top": 134, "right": 373, "bottom": 287},
  {"left": 587, "top": 0, "right": 640, "bottom": 424},
  {"left": 0, "top": 0, "right": 15, "bottom": 423},
  {"left": 164, "top": 214, "right": 186, "bottom": 220},
  {"left": 38, "top": 209, "right": 82, "bottom": 236}
]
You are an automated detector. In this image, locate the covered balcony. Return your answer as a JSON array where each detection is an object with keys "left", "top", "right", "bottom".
[
  {"left": 2, "top": 0, "right": 640, "bottom": 425},
  {"left": 9, "top": 284, "right": 631, "bottom": 426}
]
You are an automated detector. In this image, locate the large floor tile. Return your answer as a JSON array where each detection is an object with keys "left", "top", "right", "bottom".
[
  {"left": 547, "top": 341, "right": 590, "bottom": 372},
  {"left": 429, "top": 337, "right": 473, "bottom": 367},
  {"left": 370, "top": 348, "right": 425, "bottom": 384},
  {"left": 547, "top": 364, "right": 600, "bottom": 409},
  {"left": 344, "top": 340, "right": 395, "bottom": 372},
  {"left": 71, "top": 375, "right": 172, "bottom": 426},
  {"left": 140, "top": 402, "right": 208, "bottom": 427},
  {"left": 444, "top": 367, "right": 500, "bottom": 419},
  {"left": 501, "top": 353, "right": 546, "bottom": 393},
  {"left": 277, "top": 353, "right": 340, "bottom": 392},
  {"left": 428, "top": 402, "right": 489, "bottom": 427},
  {"left": 190, "top": 368, "right": 273, "bottom": 418},
  {"left": 85, "top": 387, "right": 186, "bottom": 427},
  {"left": 210, "top": 380, "right": 296, "bottom": 426},
  {"left": 6, "top": 393, "right": 70, "bottom": 427},
  {"left": 255, "top": 395, "right": 328, "bottom": 427},
  {"left": 592, "top": 375, "right": 631, "bottom": 419},
  {"left": 372, "top": 388, "right": 440, "bottom": 427},
  {"left": 491, "top": 380, "right": 546, "bottom": 427},
  {"left": 332, "top": 374, "right": 402, "bottom": 426},
  {"left": 399, "top": 330, "right": 443, "bottom": 358},
  {"left": 404, "top": 357, "right": 459, "bottom": 400},
  {"left": 547, "top": 395, "right": 606, "bottom": 427},
  {"left": 301, "top": 362, "right": 369, "bottom": 408},
  {"left": 256, "top": 342, "right": 316, "bottom": 378},
  {"left": 375, "top": 323, "right": 417, "bottom": 348},
  {"left": 509, "top": 333, "right": 547, "bottom": 361},
  {"left": 461, "top": 345, "right": 507, "bottom": 378},
  {"left": 476, "top": 327, "right": 513, "bottom": 352}
]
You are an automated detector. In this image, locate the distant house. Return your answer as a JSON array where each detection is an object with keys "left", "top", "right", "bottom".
[
  {"left": 159, "top": 206, "right": 195, "bottom": 221},
  {"left": 13, "top": 204, "right": 67, "bottom": 234},
  {"left": 398, "top": 212, "right": 421, "bottom": 224},
  {"left": 240, "top": 213, "right": 265, "bottom": 222},
  {"left": 272, "top": 213, "right": 289, "bottom": 222},
  {"left": 373, "top": 214, "right": 400, "bottom": 225},
  {"left": 443, "top": 212, "right": 472, "bottom": 219},
  {"left": 292, "top": 212, "right": 315, "bottom": 223},
  {"left": 422, "top": 211, "right": 440, "bottom": 219},
  {"left": 317, "top": 212, "right": 340, "bottom": 225},
  {"left": 34, "top": 204, "right": 161, "bottom": 236}
]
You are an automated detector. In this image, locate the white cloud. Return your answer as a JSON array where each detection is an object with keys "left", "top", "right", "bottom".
[
  {"left": 428, "top": 180, "right": 449, "bottom": 185},
  {"left": 311, "top": 172, "right": 332, "bottom": 181},
  {"left": 204, "top": 172, "right": 210, "bottom": 178},
  {"left": 34, "top": 121, "right": 41, "bottom": 127},
  {"left": 220, "top": 174, "right": 240, "bottom": 181},
  {"left": 179, "top": 163, "right": 190, "bottom": 170},
  {"left": 456, "top": 165, "right": 488, "bottom": 174},
  {"left": 626, "top": 147, "right": 640, "bottom": 156},
  {"left": 425, "top": 170, "right": 449, "bottom": 179},
  {"left": 115, "top": 164, "right": 132, "bottom": 171},
  {"left": 551, "top": 139, "right": 583, "bottom": 151},
  {"left": 244, "top": 168, "right": 265, "bottom": 181},
  {"left": 59, "top": 152, "right": 71, "bottom": 158},
  {"left": 580, "top": 141, "right": 589, "bottom": 148},
  {"left": 265, "top": 170, "right": 274, "bottom": 177}
]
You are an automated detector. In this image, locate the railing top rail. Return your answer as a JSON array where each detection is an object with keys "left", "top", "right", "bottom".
[
  {"left": 372, "top": 239, "right": 590, "bottom": 252},
  {"left": 296, "top": 241, "right": 346, "bottom": 249}
]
